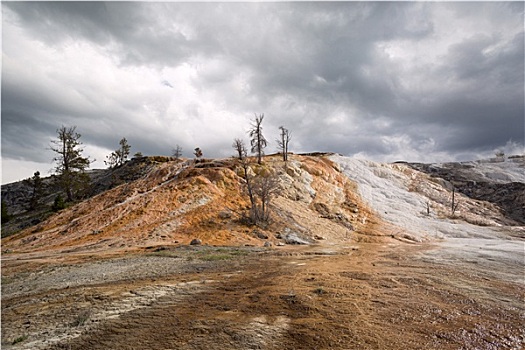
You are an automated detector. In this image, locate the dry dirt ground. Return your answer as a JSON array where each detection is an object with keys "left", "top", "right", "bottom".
[{"left": 2, "top": 236, "right": 523, "bottom": 350}]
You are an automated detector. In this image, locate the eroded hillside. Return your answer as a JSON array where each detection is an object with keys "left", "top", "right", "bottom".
[{"left": 2, "top": 154, "right": 379, "bottom": 256}]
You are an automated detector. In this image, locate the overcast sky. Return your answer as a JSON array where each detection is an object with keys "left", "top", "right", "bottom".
[{"left": 2, "top": 1, "right": 524, "bottom": 184}]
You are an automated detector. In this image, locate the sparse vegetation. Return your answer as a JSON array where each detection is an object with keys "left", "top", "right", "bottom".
[
  {"left": 1, "top": 200, "right": 11, "bottom": 224},
  {"left": 23, "top": 171, "right": 44, "bottom": 210},
  {"left": 105, "top": 137, "right": 131, "bottom": 168},
  {"left": 1, "top": 276, "right": 14, "bottom": 285},
  {"left": 71, "top": 310, "right": 91, "bottom": 327},
  {"left": 249, "top": 171, "right": 279, "bottom": 227},
  {"left": 52, "top": 194, "right": 66, "bottom": 212},
  {"left": 233, "top": 136, "right": 279, "bottom": 227},
  {"left": 50, "top": 125, "right": 92, "bottom": 202},
  {"left": 12, "top": 335, "right": 28, "bottom": 345}
]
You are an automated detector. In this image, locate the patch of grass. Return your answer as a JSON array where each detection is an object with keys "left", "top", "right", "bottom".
[
  {"left": 12, "top": 335, "right": 28, "bottom": 345},
  {"left": 71, "top": 310, "right": 91, "bottom": 327},
  {"left": 198, "top": 253, "right": 234, "bottom": 261},
  {"left": 147, "top": 250, "right": 180, "bottom": 259},
  {"left": 1, "top": 276, "right": 14, "bottom": 285}
]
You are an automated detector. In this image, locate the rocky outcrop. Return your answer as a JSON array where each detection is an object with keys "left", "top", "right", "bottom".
[{"left": 408, "top": 158, "right": 525, "bottom": 225}]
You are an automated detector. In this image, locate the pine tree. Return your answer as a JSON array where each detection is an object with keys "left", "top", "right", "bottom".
[
  {"left": 1, "top": 200, "right": 11, "bottom": 224},
  {"left": 24, "top": 171, "right": 44, "bottom": 210},
  {"left": 50, "top": 126, "right": 91, "bottom": 202},
  {"left": 105, "top": 137, "right": 131, "bottom": 168},
  {"left": 52, "top": 194, "right": 66, "bottom": 212}
]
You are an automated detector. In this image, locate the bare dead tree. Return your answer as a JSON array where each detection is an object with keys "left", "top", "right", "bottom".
[
  {"left": 249, "top": 114, "right": 268, "bottom": 165},
  {"left": 250, "top": 172, "right": 279, "bottom": 225},
  {"left": 172, "top": 145, "right": 183, "bottom": 160},
  {"left": 451, "top": 187, "right": 459, "bottom": 216},
  {"left": 276, "top": 126, "right": 291, "bottom": 162},
  {"left": 233, "top": 137, "right": 278, "bottom": 227},
  {"left": 233, "top": 139, "right": 247, "bottom": 161},
  {"left": 233, "top": 138, "right": 256, "bottom": 214}
]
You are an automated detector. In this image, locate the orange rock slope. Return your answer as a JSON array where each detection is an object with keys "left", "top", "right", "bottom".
[{"left": 2, "top": 154, "right": 381, "bottom": 255}]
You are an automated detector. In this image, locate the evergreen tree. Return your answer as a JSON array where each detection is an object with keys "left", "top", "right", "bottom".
[
  {"left": 1, "top": 200, "right": 11, "bottom": 224},
  {"left": 24, "top": 171, "right": 44, "bottom": 210},
  {"left": 52, "top": 194, "right": 66, "bottom": 212},
  {"left": 50, "top": 126, "right": 91, "bottom": 202},
  {"left": 105, "top": 137, "right": 131, "bottom": 168}
]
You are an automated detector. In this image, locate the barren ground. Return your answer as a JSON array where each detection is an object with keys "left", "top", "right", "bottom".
[
  {"left": 2, "top": 234, "right": 523, "bottom": 350},
  {"left": 2, "top": 155, "right": 524, "bottom": 349}
]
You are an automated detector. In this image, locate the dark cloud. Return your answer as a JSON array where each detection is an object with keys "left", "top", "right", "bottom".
[{"left": 2, "top": 2, "right": 523, "bottom": 183}]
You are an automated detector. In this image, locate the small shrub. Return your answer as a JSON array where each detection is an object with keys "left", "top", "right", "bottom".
[
  {"left": 12, "top": 335, "right": 28, "bottom": 345},
  {"left": 52, "top": 195, "right": 66, "bottom": 212},
  {"left": 71, "top": 310, "right": 91, "bottom": 327},
  {"left": 1, "top": 200, "right": 11, "bottom": 224}
]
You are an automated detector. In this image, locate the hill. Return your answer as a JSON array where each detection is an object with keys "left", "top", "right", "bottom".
[
  {"left": 2, "top": 153, "right": 523, "bottom": 255},
  {"left": 2, "top": 154, "right": 380, "bottom": 255}
]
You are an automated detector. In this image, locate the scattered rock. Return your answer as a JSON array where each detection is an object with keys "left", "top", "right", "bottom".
[
  {"left": 252, "top": 229, "right": 268, "bottom": 240},
  {"left": 190, "top": 238, "right": 202, "bottom": 246},
  {"left": 313, "top": 202, "right": 331, "bottom": 217},
  {"left": 314, "top": 235, "right": 325, "bottom": 240},
  {"left": 284, "top": 232, "right": 311, "bottom": 245},
  {"left": 263, "top": 241, "right": 273, "bottom": 247},
  {"left": 218, "top": 210, "right": 232, "bottom": 220}
]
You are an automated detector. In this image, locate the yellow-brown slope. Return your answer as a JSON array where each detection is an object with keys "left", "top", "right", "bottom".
[{"left": 2, "top": 155, "right": 384, "bottom": 256}]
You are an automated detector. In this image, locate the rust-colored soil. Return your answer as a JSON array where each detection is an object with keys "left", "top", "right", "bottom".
[{"left": 2, "top": 241, "right": 523, "bottom": 350}]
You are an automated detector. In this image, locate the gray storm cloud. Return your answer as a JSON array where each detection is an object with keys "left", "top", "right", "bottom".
[{"left": 2, "top": 2, "right": 523, "bottom": 183}]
